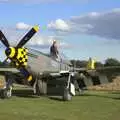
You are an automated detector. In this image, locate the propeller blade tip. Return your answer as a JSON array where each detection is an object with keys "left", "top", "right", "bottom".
[
  {"left": 33, "top": 25, "right": 39, "bottom": 32},
  {"left": 27, "top": 75, "right": 33, "bottom": 81}
]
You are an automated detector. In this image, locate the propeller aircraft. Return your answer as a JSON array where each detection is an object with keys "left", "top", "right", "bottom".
[{"left": 0, "top": 25, "right": 120, "bottom": 101}]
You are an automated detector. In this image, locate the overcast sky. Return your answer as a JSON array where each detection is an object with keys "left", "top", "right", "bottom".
[{"left": 0, "top": 0, "right": 120, "bottom": 62}]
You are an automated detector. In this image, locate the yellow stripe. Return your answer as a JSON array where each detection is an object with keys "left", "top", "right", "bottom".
[
  {"left": 23, "top": 52, "right": 26, "bottom": 55},
  {"left": 9, "top": 47, "right": 15, "bottom": 58},
  {"left": 16, "top": 62, "right": 19, "bottom": 66},
  {"left": 23, "top": 62, "right": 27, "bottom": 66},
  {"left": 27, "top": 75, "right": 32, "bottom": 81},
  {"left": 33, "top": 25, "right": 39, "bottom": 32},
  {"left": 25, "top": 48, "right": 28, "bottom": 53},
  {"left": 17, "top": 48, "right": 22, "bottom": 59}
]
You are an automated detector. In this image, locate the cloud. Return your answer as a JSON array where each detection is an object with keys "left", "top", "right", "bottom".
[
  {"left": 47, "top": 19, "right": 70, "bottom": 32},
  {"left": 0, "top": 26, "right": 70, "bottom": 49},
  {"left": 16, "top": 22, "right": 32, "bottom": 30},
  {"left": 27, "top": 35, "right": 54, "bottom": 47},
  {"left": 27, "top": 34, "right": 71, "bottom": 49},
  {"left": 48, "top": 8, "right": 120, "bottom": 40},
  {"left": 71, "top": 8, "right": 120, "bottom": 40},
  {"left": 59, "top": 42, "right": 71, "bottom": 48}
]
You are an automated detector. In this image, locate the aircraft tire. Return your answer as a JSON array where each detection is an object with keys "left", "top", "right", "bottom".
[
  {"left": 36, "top": 79, "right": 43, "bottom": 96},
  {"left": 1, "top": 89, "right": 6, "bottom": 99},
  {"left": 63, "top": 88, "right": 72, "bottom": 101},
  {"left": 0, "top": 88, "right": 12, "bottom": 99},
  {"left": 42, "top": 81, "right": 47, "bottom": 95}
]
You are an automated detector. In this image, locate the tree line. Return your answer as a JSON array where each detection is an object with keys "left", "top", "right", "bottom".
[
  {"left": 70, "top": 58, "right": 120, "bottom": 68},
  {"left": 0, "top": 58, "right": 120, "bottom": 68}
]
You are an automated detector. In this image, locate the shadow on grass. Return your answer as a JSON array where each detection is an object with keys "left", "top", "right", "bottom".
[
  {"left": 12, "top": 89, "right": 39, "bottom": 98},
  {"left": 75, "top": 91, "right": 120, "bottom": 100},
  {"left": 12, "top": 89, "right": 63, "bottom": 101},
  {"left": 48, "top": 96, "right": 63, "bottom": 101},
  {"left": 12, "top": 89, "right": 120, "bottom": 100},
  {"left": 110, "top": 91, "right": 120, "bottom": 94}
]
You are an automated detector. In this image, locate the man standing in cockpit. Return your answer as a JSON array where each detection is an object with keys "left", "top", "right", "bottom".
[{"left": 50, "top": 40, "right": 59, "bottom": 59}]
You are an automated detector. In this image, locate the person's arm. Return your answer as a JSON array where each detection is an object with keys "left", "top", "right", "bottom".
[{"left": 54, "top": 45, "right": 59, "bottom": 54}]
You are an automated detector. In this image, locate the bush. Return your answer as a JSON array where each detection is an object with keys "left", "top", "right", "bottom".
[{"left": 104, "top": 58, "right": 120, "bottom": 66}]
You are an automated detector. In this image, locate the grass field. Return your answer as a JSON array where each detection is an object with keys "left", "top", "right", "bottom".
[{"left": 0, "top": 90, "right": 120, "bottom": 120}]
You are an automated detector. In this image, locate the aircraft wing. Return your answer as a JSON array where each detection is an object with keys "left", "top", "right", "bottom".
[
  {"left": 0, "top": 66, "right": 25, "bottom": 85},
  {"left": 0, "top": 67, "right": 19, "bottom": 73},
  {"left": 73, "top": 66, "right": 120, "bottom": 90},
  {"left": 96, "top": 66, "right": 120, "bottom": 73},
  {"left": 73, "top": 67, "right": 87, "bottom": 72},
  {"left": 74, "top": 66, "right": 120, "bottom": 74}
]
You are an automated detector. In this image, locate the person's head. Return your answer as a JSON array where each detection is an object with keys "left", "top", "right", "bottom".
[
  {"left": 53, "top": 40, "right": 56, "bottom": 44},
  {"left": 52, "top": 39, "right": 59, "bottom": 48},
  {"left": 89, "top": 57, "right": 92, "bottom": 61}
]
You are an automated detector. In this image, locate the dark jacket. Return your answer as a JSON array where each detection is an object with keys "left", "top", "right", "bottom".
[{"left": 50, "top": 44, "right": 58, "bottom": 58}]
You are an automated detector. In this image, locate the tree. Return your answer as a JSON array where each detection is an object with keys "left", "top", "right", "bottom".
[
  {"left": 104, "top": 58, "right": 120, "bottom": 66},
  {"left": 95, "top": 62, "right": 104, "bottom": 68},
  {"left": 0, "top": 60, "right": 5, "bottom": 66},
  {"left": 70, "top": 60, "right": 88, "bottom": 68}
]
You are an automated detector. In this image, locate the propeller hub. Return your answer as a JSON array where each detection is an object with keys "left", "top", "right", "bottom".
[
  {"left": 0, "top": 26, "right": 39, "bottom": 83},
  {"left": 5, "top": 48, "right": 11, "bottom": 56},
  {"left": 5, "top": 47, "right": 15, "bottom": 58}
]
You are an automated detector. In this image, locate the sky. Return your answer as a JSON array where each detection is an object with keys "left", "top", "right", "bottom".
[{"left": 0, "top": 0, "right": 120, "bottom": 63}]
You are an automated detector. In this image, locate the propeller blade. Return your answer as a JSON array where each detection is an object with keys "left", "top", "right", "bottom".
[
  {"left": 3, "top": 57, "right": 8, "bottom": 63},
  {"left": 0, "top": 30, "right": 9, "bottom": 48},
  {"left": 2, "top": 57, "right": 9, "bottom": 65},
  {"left": 16, "top": 25, "right": 39, "bottom": 48},
  {"left": 19, "top": 67, "right": 32, "bottom": 82}
]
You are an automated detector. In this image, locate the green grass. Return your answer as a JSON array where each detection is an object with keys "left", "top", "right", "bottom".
[{"left": 0, "top": 90, "right": 120, "bottom": 120}]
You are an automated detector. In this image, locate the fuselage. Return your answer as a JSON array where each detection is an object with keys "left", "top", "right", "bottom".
[{"left": 27, "top": 48, "right": 72, "bottom": 74}]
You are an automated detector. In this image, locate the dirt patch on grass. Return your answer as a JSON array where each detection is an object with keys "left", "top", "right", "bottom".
[{"left": 88, "top": 76, "right": 120, "bottom": 91}]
